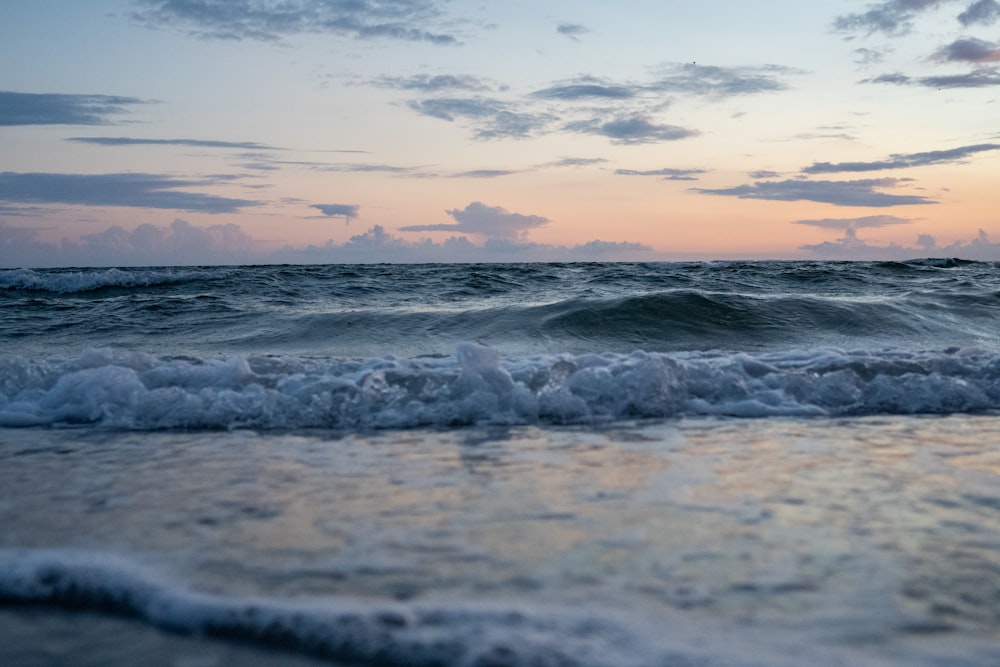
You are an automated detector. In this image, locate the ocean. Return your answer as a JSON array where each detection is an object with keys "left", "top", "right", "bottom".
[{"left": 2, "top": 260, "right": 1000, "bottom": 666}]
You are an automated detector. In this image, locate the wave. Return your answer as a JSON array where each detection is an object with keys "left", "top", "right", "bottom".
[
  {"left": 0, "top": 547, "right": 923, "bottom": 667},
  {"left": 0, "top": 267, "right": 232, "bottom": 294},
  {"left": 1, "top": 343, "right": 998, "bottom": 430}
]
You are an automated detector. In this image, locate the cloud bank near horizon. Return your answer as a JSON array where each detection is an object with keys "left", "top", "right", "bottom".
[{"left": 0, "top": 219, "right": 654, "bottom": 268}]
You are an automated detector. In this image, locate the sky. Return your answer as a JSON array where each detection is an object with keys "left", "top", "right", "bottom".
[{"left": 1, "top": 0, "right": 1000, "bottom": 266}]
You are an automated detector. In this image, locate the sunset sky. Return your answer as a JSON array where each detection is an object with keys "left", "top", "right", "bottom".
[{"left": 2, "top": 0, "right": 1000, "bottom": 266}]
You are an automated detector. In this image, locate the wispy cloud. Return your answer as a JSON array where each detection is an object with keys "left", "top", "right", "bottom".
[
  {"left": 0, "top": 172, "right": 259, "bottom": 213},
  {"left": 372, "top": 74, "right": 493, "bottom": 92},
  {"left": 791, "top": 214, "right": 914, "bottom": 230},
  {"left": 863, "top": 68, "right": 1000, "bottom": 87},
  {"left": 556, "top": 22, "right": 590, "bottom": 40},
  {"left": 312, "top": 203, "right": 359, "bottom": 221},
  {"left": 694, "top": 178, "right": 937, "bottom": 207},
  {"left": 451, "top": 169, "right": 519, "bottom": 179},
  {"left": 388, "top": 62, "right": 793, "bottom": 144},
  {"left": 564, "top": 115, "right": 698, "bottom": 145},
  {"left": 803, "top": 143, "right": 1000, "bottom": 173},
  {"left": 835, "top": 0, "right": 1000, "bottom": 35},
  {"left": 68, "top": 136, "right": 281, "bottom": 150},
  {"left": 833, "top": 0, "right": 949, "bottom": 36},
  {"left": 531, "top": 78, "right": 636, "bottom": 100},
  {"left": 649, "top": 63, "right": 793, "bottom": 98},
  {"left": 0, "top": 91, "right": 145, "bottom": 126},
  {"left": 407, "top": 97, "right": 553, "bottom": 139},
  {"left": 399, "top": 201, "right": 548, "bottom": 239},
  {"left": 543, "top": 157, "right": 608, "bottom": 168},
  {"left": 615, "top": 167, "right": 707, "bottom": 181},
  {"left": 132, "top": 0, "right": 459, "bottom": 44}
]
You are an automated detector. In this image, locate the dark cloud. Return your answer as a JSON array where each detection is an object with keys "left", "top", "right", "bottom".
[
  {"left": 556, "top": 23, "right": 590, "bottom": 40},
  {"left": 373, "top": 74, "right": 492, "bottom": 92},
  {"left": 959, "top": 0, "right": 1000, "bottom": 25},
  {"left": 312, "top": 203, "right": 359, "bottom": 220},
  {"left": 650, "top": 63, "right": 792, "bottom": 98},
  {"left": 694, "top": 178, "right": 936, "bottom": 207},
  {"left": 833, "top": 0, "right": 948, "bottom": 36},
  {"left": 863, "top": 68, "right": 1000, "bottom": 87},
  {"left": 934, "top": 37, "right": 1000, "bottom": 62},
  {"left": 565, "top": 115, "right": 698, "bottom": 145},
  {"left": 615, "top": 167, "right": 707, "bottom": 181},
  {"left": 749, "top": 170, "right": 782, "bottom": 179},
  {"left": 531, "top": 79, "right": 636, "bottom": 100},
  {"left": 67, "top": 136, "right": 280, "bottom": 150},
  {"left": 0, "top": 172, "right": 259, "bottom": 213},
  {"left": 399, "top": 201, "right": 548, "bottom": 239},
  {"left": 0, "top": 91, "right": 145, "bottom": 126},
  {"left": 803, "top": 143, "right": 1000, "bottom": 173},
  {"left": 132, "top": 0, "right": 458, "bottom": 44},
  {"left": 791, "top": 214, "right": 914, "bottom": 229},
  {"left": 407, "top": 97, "right": 551, "bottom": 139}
]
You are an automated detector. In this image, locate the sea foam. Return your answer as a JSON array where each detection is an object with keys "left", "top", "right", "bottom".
[{"left": 1, "top": 343, "right": 998, "bottom": 430}]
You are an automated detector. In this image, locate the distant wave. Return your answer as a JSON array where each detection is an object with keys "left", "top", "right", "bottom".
[
  {"left": 0, "top": 267, "right": 232, "bottom": 293},
  {"left": 1, "top": 343, "right": 998, "bottom": 430}
]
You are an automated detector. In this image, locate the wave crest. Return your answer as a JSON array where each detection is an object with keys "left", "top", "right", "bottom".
[{"left": 1, "top": 344, "right": 998, "bottom": 430}]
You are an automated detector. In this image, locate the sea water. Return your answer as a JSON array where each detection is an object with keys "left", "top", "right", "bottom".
[{"left": 2, "top": 261, "right": 1000, "bottom": 665}]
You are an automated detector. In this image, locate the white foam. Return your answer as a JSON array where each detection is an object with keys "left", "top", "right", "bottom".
[
  {"left": 0, "top": 267, "right": 228, "bottom": 293},
  {"left": 0, "top": 548, "right": 740, "bottom": 667},
  {"left": 1, "top": 344, "right": 998, "bottom": 430}
]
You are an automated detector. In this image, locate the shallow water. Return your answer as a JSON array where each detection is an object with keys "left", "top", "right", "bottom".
[{"left": 3, "top": 416, "right": 1000, "bottom": 665}]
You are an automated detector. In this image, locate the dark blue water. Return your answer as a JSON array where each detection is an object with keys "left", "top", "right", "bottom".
[{"left": 2, "top": 260, "right": 1000, "bottom": 428}]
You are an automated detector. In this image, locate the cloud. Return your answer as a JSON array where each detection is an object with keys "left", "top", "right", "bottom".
[
  {"left": 399, "top": 201, "right": 548, "bottom": 239},
  {"left": 835, "top": 0, "right": 1000, "bottom": 35},
  {"left": 0, "top": 218, "right": 267, "bottom": 267},
  {"left": 544, "top": 157, "right": 608, "bottom": 168},
  {"left": 1, "top": 220, "right": 653, "bottom": 267},
  {"left": 791, "top": 214, "right": 914, "bottom": 230},
  {"left": 312, "top": 203, "right": 359, "bottom": 221},
  {"left": 833, "top": 0, "right": 949, "bottom": 36},
  {"left": 800, "top": 226, "right": 1000, "bottom": 260},
  {"left": 650, "top": 63, "right": 793, "bottom": 98},
  {"left": 564, "top": 115, "right": 698, "bottom": 145},
  {"left": 0, "top": 91, "right": 145, "bottom": 126},
  {"left": 803, "top": 143, "right": 1000, "bottom": 173},
  {"left": 407, "top": 97, "right": 552, "bottom": 139},
  {"left": 451, "top": 169, "right": 519, "bottom": 178},
  {"left": 694, "top": 178, "right": 937, "bottom": 206},
  {"left": 615, "top": 167, "right": 707, "bottom": 181},
  {"left": 934, "top": 37, "right": 1000, "bottom": 62},
  {"left": 0, "top": 172, "right": 259, "bottom": 213},
  {"left": 863, "top": 68, "right": 1000, "bottom": 87},
  {"left": 67, "top": 136, "right": 281, "bottom": 150},
  {"left": 531, "top": 79, "right": 636, "bottom": 100},
  {"left": 372, "top": 74, "right": 493, "bottom": 92},
  {"left": 958, "top": 0, "right": 1000, "bottom": 25},
  {"left": 132, "top": 0, "right": 458, "bottom": 44},
  {"left": 854, "top": 47, "right": 889, "bottom": 65},
  {"left": 556, "top": 23, "right": 590, "bottom": 40}
]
